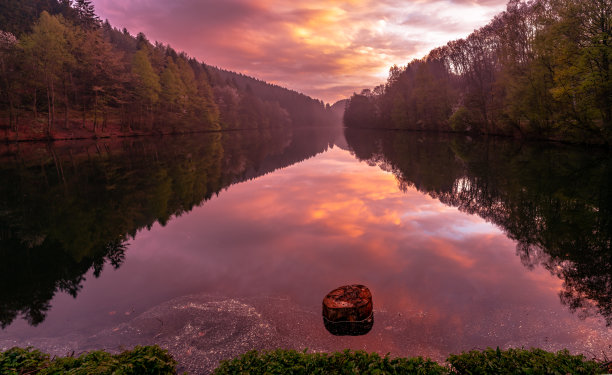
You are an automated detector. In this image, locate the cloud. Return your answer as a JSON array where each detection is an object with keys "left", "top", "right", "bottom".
[{"left": 94, "top": 0, "right": 508, "bottom": 102}]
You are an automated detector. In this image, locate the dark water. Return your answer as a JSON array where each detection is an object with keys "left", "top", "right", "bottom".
[{"left": 0, "top": 128, "right": 610, "bottom": 373}]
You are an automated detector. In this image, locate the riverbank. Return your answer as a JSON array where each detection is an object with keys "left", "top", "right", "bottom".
[
  {"left": 0, "top": 117, "right": 218, "bottom": 142},
  {"left": 1, "top": 346, "right": 609, "bottom": 374}
]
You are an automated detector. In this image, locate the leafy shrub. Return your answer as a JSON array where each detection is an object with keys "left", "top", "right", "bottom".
[
  {"left": 2, "top": 346, "right": 606, "bottom": 374},
  {"left": 213, "top": 349, "right": 448, "bottom": 374},
  {"left": 447, "top": 347, "right": 604, "bottom": 375},
  {"left": 0, "top": 345, "right": 177, "bottom": 374},
  {"left": 449, "top": 107, "right": 472, "bottom": 132}
]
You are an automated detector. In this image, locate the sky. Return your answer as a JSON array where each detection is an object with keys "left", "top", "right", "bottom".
[{"left": 94, "top": 0, "right": 509, "bottom": 103}]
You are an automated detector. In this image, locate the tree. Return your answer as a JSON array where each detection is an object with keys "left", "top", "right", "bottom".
[
  {"left": 159, "top": 56, "right": 186, "bottom": 112},
  {"left": 344, "top": 93, "right": 378, "bottom": 128},
  {"left": 72, "top": 0, "right": 99, "bottom": 30},
  {"left": 21, "top": 12, "right": 74, "bottom": 134},
  {"left": 131, "top": 48, "right": 161, "bottom": 123},
  {"left": 0, "top": 31, "right": 18, "bottom": 130},
  {"left": 548, "top": 0, "right": 612, "bottom": 141}
]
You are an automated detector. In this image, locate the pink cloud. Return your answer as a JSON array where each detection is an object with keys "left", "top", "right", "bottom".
[{"left": 93, "top": 0, "right": 509, "bottom": 102}]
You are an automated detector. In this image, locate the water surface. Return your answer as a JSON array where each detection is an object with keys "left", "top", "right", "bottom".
[{"left": 1, "top": 129, "right": 610, "bottom": 373}]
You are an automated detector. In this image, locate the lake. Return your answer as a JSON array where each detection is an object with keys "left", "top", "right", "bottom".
[{"left": 1, "top": 128, "right": 610, "bottom": 374}]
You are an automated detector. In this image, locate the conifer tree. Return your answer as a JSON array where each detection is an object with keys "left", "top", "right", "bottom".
[{"left": 73, "top": 0, "right": 99, "bottom": 30}]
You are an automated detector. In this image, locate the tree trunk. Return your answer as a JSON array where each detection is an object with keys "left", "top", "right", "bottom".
[
  {"left": 8, "top": 96, "right": 14, "bottom": 131},
  {"left": 64, "top": 80, "right": 69, "bottom": 129},
  {"left": 51, "top": 79, "right": 55, "bottom": 128},
  {"left": 33, "top": 87, "right": 37, "bottom": 120},
  {"left": 93, "top": 91, "right": 98, "bottom": 133},
  {"left": 46, "top": 84, "right": 51, "bottom": 135}
]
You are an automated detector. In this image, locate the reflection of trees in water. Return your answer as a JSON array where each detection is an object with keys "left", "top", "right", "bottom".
[
  {"left": 345, "top": 129, "right": 612, "bottom": 325},
  {"left": 0, "top": 127, "right": 340, "bottom": 328},
  {"left": 0, "top": 239, "right": 126, "bottom": 328}
]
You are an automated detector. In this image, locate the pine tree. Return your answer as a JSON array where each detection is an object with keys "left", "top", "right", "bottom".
[{"left": 73, "top": 0, "right": 99, "bottom": 30}]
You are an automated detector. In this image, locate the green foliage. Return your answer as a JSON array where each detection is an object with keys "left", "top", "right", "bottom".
[
  {"left": 0, "top": 0, "right": 336, "bottom": 138},
  {"left": 0, "top": 346, "right": 177, "bottom": 374},
  {"left": 213, "top": 349, "right": 448, "bottom": 375},
  {"left": 344, "top": 0, "right": 612, "bottom": 144},
  {"left": 132, "top": 48, "right": 161, "bottom": 106},
  {"left": 213, "top": 348, "right": 605, "bottom": 374},
  {"left": 449, "top": 107, "right": 471, "bottom": 132},
  {"left": 1, "top": 346, "right": 606, "bottom": 375},
  {"left": 160, "top": 56, "right": 186, "bottom": 110},
  {"left": 448, "top": 347, "right": 604, "bottom": 375}
]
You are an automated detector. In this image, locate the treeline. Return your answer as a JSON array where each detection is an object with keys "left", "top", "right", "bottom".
[
  {"left": 0, "top": 0, "right": 335, "bottom": 140},
  {"left": 345, "top": 0, "right": 612, "bottom": 144},
  {"left": 209, "top": 67, "right": 335, "bottom": 128},
  {"left": 345, "top": 129, "right": 612, "bottom": 325}
]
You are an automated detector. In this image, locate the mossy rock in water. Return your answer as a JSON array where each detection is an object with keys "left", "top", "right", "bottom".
[{"left": 322, "top": 284, "right": 373, "bottom": 322}]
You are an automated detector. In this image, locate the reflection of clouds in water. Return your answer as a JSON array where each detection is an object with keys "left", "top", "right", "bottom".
[
  {"left": 2, "top": 146, "right": 610, "bottom": 368},
  {"left": 125, "top": 147, "right": 608, "bottom": 337}
]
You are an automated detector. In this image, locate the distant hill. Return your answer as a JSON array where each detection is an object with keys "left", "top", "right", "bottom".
[{"left": 207, "top": 66, "right": 336, "bottom": 128}]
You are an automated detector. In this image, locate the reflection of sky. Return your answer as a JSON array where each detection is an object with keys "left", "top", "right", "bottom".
[{"left": 3, "top": 147, "right": 610, "bottom": 360}]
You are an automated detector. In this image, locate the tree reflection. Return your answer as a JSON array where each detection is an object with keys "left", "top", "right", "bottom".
[
  {"left": 0, "top": 127, "right": 341, "bottom": 328},
  {"left": 345, "top": 128, "right": 612, "bottom": 325}
]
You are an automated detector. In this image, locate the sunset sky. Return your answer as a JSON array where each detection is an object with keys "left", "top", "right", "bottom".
[{"left": 94, "top": 0, "right": 509, "bottom": 103}]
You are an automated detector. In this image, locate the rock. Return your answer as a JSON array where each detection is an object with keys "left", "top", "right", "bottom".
[
  {"left": 322, "top": 284, "right": 373, "bottom": 322},
  {"left": 322, "top": 285, "right": 373, "bottom": 336}
]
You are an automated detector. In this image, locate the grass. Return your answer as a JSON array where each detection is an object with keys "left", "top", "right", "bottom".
[
  {"left": 214, "top": 348, "right": 606, "bottom": 375},
  {"left": 1, "top": 346, "right": 607, "bottom": 374},
  {"left": 0, "top": 345, "right": 177, "bottom": 374}
]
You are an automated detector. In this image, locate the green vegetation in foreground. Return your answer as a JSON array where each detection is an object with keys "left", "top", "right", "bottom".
[
  {"left": 447, "top": 348, "right": 605, "bottom": 375},
  {"left": 214, "top": 348, "right": 605, "bottom": 375},
  {"left": 213, "top": 350, "right": 446, "bottom": 374},
  {"left": 0, "top": 346, "right": 177, "bottom": 375},
  {"left": 1, "top": 346, "right": 607, "bottom": 374}
]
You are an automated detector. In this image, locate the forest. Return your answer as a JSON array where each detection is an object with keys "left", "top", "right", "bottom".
[
  {"left": 0, "top": 0, "right": 335, "bottom": 141},
  {"left": 344, "top": 0, "right": 612, "bottom": 144}
]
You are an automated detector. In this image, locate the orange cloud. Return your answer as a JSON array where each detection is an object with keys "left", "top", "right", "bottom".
[{"left": 94, "top": 0, "right": 508, "bottom": 102}]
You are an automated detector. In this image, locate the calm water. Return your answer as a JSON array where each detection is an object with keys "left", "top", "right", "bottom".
[{"left": 1, "top": 128, "right": 610, "bottom": 373}]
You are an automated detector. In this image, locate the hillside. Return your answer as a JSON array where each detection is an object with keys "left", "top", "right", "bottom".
[{"left": 0, "top": 0, "right": 337, "bottom": 141}]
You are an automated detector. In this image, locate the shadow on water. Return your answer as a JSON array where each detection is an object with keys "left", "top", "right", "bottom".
[
  {"left": 0, "top": 127, "right": 343, "bottom": 328},
  {"left": 323, "top": 316, "right": 374, "bottom": 336},
  {"left": 344, "top": 128, "right": 612, "bottom": 326}
]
